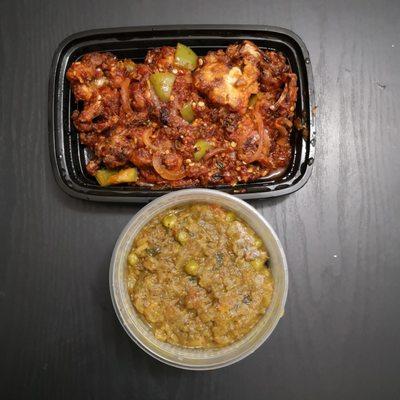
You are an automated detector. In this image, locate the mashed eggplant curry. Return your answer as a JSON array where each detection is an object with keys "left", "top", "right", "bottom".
[{"left": 126, "top": 204, "right": 274, "bottom": 348}]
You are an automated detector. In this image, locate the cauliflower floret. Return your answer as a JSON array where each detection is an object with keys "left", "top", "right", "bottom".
[
  {"left": 144, "top": 46, "right": 176, "bottom": 71},
  {"left": 193, "top": 40, "right": 261, "bottom": 113}
]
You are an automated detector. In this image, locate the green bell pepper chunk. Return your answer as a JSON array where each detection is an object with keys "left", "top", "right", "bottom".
[
  {"left": 149, "top": 72, "right": 176, "bottom": 101},
  {"left": 248, "top": 93, "right": 262, "bottom": 108},
  {"left": 174, "top": 43, "right": 198, "bottom": 71},
  {"left": 180, "top": 102, "right": 195, "bottom": 123},
  {"left": 95, "top": 168, "right": 138, "bottom": 187},
  {"left": 95, "top": 169, "right": 116, "bottom": 187},
  {"left": 194, "top": 139, "right": 211, "bottom": 161}
]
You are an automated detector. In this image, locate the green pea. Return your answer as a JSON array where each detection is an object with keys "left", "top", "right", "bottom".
[
  {"left": 251, "top": 258, "right": 266, "bottom": 271},
  {"left": 176, "top": 231, "right": 188, "bottom": 245},
  {"left": 251, "top": 258, "right": 265, "bottom": 271},
  {"left": 184, "top": 259, "right": 199, "bottom": 276},
  {"left": 162, "top": 213, "right": 177, "bottom": 229},
  {"left": 254, "top": 237, "right": 263, "bottom": 248},
  {"left": 261, "top": 293, "right": 272, "bottom": 307},
  {"left": 225, "top": 211, "right": 236, "bottom": 222},
  {"left": 127, "top": 252, "right": 139, "bottom": 266},
  {"left": 260, "top": 268, "right": 271, "bottom": 277}
]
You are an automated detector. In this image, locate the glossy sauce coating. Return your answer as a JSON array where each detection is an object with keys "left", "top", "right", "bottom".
[{"left": 66, "top": 41, "right": 297, "bottom": 188}]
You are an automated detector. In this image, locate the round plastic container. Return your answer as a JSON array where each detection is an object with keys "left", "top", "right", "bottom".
[{"left": 110, "top": 189, "right": 288, "bottom": 370}]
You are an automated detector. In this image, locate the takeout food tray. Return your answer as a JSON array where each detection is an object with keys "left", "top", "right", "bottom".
[{"left": 49, "top": 25, "right": 315, "bottom": 202}]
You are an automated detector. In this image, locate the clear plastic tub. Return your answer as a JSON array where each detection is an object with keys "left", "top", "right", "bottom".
[{"left": 109, "top": 189, "right": 288, "bottom": 370}]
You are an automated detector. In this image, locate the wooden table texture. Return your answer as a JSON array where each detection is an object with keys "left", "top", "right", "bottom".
[{"left": 1, "top": 0, "right": 399, "bottom": 399}]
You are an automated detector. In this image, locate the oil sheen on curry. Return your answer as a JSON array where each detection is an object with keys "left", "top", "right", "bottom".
[
  {"left": 66, "top": 41, "right": 298, "bottom": 188},
  {"left": 126, "top": 204, "right": 274, "bottom": 348}
]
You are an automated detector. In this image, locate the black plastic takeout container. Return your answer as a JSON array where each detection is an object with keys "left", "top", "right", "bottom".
[{"left": 49, "top": 25, "right": 316, "bottom": 202}]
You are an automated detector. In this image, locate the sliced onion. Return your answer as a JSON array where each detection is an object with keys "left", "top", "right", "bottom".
[
  {"left": 152, "top": 152, "right": 186, "bottom": 181},
  {"left": 142, "top": 128, "right": 172, "bottom": 151},
  {"left": 204, "top": 147, "right": 226, "bottom": 160},
  {"left": 270, "top": 82, "right": 288, "bottom": 111},
  {"left": 238, "top": 107, "right": 265, "bottom": 163},
  {"left": 275, "top": 117, "right": 293, "bottom": 137},
  {"left": 142, "top": 128, "right": 158, "bottom": 151},
  {"left": 120, "top": 78, "right": 133, "bottom": 114}
]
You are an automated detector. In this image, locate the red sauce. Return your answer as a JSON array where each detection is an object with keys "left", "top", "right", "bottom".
[{"left": 66, "top": 41, "right": 297, "bottom": 188}]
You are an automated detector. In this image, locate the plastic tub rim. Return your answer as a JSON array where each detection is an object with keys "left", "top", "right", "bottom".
[{"left": 109, "top": 188, "right": 288, "bottom": 370}]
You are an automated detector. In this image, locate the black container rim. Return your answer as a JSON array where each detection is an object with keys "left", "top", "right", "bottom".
[{"left": 49, "top": 24, "right": 316, "bottom": 202}]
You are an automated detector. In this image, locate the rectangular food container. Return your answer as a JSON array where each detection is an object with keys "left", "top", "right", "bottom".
[{"left": 49, "top": 25, "right": 315, "bottom": 202}]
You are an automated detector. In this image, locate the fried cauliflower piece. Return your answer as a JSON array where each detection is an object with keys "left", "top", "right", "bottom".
[
  {"left": 193, "top": 40, "right": 262, "bottom": 114},
  {"left": 145, "top": 46, "right": 176, "bottom": 71},
  {"left": 66, "top": 52, "right": 118, "bottom": 100}
]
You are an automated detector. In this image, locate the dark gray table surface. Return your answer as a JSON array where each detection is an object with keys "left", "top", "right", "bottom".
[{"left": 1, "top": 0, "right": 399, "bottom": 399}]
